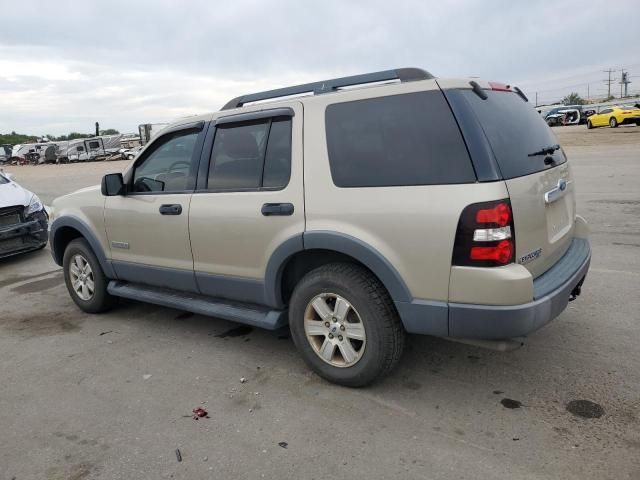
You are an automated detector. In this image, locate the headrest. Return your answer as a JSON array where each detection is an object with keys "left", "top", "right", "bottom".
[{"left": 222, "top": 129, "right": 259, "bottom": 159}]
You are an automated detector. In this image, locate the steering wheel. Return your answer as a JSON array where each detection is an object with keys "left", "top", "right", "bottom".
[{"left": 167, "top": 160, "right": 191, "bottom": 173}]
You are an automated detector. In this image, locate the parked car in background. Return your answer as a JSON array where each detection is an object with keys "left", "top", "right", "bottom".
[
  {"left": 545, "top": 105, "right": 584, "bottom": 126},
  {"left": 0, "top": 169, "right": 48, "bottom": 258},
  {"left": 119, "top": 145, "right": 143, "bottom": 160},
  {"left": 587, "top": 105, "right": 640, "bottom": 128},
  {"left": 50, "top": 68, "right": 590, "bottom": 386},
  {"left": 0, "top": 145, "right": 12, "bottom": 165}
]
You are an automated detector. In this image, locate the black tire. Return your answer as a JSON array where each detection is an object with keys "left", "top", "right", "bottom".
[
  {"left": 610, "top": 117, "right": 618, "bottom": 128},
  {"left": 587, "top": 120, "right": 593, "bottom": 129},
  {"left": 635, "top": 121, "right": 640, "bottom": 127},
  {"left": 289, "top": 263, "right": 405, "bottom": 387},
  {"left": 62, "top": 238, "right": 116, "bottom": 313}
]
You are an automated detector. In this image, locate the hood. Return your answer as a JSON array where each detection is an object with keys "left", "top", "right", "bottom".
[{"left": 0, "top": 180, "right": 33, "bottom": 208}]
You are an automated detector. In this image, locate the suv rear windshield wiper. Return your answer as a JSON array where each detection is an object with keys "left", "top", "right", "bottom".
[{"left": 528, "top": 144, "right": 560, "bottom": 157}]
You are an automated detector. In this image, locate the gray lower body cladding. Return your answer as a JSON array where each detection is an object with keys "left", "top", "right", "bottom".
[{"left": 400, "top": 238, "right": 591, "bottom": 339}]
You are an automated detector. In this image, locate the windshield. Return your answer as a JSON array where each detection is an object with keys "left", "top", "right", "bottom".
[{"left": 460, "top": 89, "right": 567, "bottom": 179}]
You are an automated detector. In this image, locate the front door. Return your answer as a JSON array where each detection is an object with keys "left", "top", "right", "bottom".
[
  {"left": 104, "top": 125, "right": 205, "bottom": 291},
  {"left": 189, "top": 103, "right": 304, "bottom": 307}
]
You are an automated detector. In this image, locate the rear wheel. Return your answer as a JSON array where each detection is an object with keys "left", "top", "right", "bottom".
[
  {"left": 610, "top": 117, "right": 618, "bottom": 128},
  {"left": 587, "top": 120, "right": 593, "bottom": 129},
  {"left": 63, "top": 238, "right": 116, "bottom": 313},
  {"left": 289, "top": 263, "right": 405, "bottom": 387}
]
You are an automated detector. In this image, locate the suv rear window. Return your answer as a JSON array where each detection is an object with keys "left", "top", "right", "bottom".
[
  {"left": 459, "top": 90, "right": 567, "bottom": 179},
  {"left": 325, "top": 91, "right": 475, "bottom": 187}
]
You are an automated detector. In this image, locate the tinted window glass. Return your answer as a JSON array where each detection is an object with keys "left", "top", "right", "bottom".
[
  {"left": 208, "top": 121, "right": 269, "bottom": 190},
  {"left": 325, "top": 91, "right": 475, "bottom": 187},
  {"left": 460, "top": 90, "right": 567, "bottom": 179},
  {"left": 263, "top": 118, "right": 292, "bottom": 188},
  {"left": 132, "top": 131, "right": 198, "bottom": 193},
  {"left": 0, "top": 174, "right": 9, "bottom": 184}
]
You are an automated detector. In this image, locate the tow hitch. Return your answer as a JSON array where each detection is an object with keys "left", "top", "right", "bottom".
[{"left": 569, "top": 277, "right": 585, "bottom": 302}]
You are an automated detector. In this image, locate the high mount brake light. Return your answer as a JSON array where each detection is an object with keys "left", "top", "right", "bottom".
[
  {"left": 488, "top": 81, "right": 512, "bottom": 92},
  {"left": 452, "top": 200, "right": 516, "bottom": 267}
]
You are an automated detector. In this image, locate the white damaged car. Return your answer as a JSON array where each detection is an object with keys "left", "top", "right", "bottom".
[{"left": 0, "top": 169, "right": 48, "bottom": 258}]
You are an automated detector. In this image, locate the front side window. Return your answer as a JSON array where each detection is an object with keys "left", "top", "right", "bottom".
[
  {"left": 207, "top": 117, "right": 292, "bottom": 190},
  {"left": 325, "top": 91, "right": 475, "bottom": 187},
  {"left": 132, "top": 130, "right": 198, "bottom": 193}
]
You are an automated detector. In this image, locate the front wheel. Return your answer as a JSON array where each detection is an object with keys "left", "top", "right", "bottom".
[
  {"left": 587, "top": 120, "right": 593, "bottom": 129},
  {"left": 63, "top": 238, "right": 117, "bottom": 313},
  {"left": 289, "top": 263, "right": 405, "bottom": 387},
  {"left": 610, "top": 117, "right": 618, "bottom": 128}
]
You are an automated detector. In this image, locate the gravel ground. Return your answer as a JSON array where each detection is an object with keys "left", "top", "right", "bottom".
[{"left": 1, "top": 126, "right": 639, "bottom": 479}]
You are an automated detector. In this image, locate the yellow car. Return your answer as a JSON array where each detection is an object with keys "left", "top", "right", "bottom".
[{"left": 587, "top": 105, "right": 640, "bottom": 129}]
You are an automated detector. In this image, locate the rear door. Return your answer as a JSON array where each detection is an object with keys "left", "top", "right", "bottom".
[
  {"left": 452, "top": 88, "right": 576, "bottom": 277},
  {"left": 188, "top": 103, "right": 304, "bottom": 306}
]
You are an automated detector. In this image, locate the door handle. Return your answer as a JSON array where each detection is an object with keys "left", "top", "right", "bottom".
[
  {"left": 261, "top": 203, "right": 294, "bottom": 216},
  {"left": 159, "top": 204, "right": 182, "bottom": 215}
]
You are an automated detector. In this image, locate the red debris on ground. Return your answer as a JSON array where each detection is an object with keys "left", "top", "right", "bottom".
[{"left": 192, "top": 407, "right": 209, "bottom": 420}]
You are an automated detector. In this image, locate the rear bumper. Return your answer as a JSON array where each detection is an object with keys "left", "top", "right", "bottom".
[
  {"left": 397, "top": 238, "right": 591, "bottom": 339},
  {"left": 620, "top": 116, "right": 640, "bottom": 125},
  {"left": 448, "top": 238, "right": 590, "bottom": 339},
  {"left": 0, "top": 212, "right": 49, "bottom": 259}
]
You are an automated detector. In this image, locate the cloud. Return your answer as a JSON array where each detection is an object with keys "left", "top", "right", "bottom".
[{"left": 1, "top": 0, "right": 638, "bottom": 134}]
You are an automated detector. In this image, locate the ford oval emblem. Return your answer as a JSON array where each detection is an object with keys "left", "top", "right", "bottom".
[{"left": 558, "top": 179, "right": 567, "bottom": 191}]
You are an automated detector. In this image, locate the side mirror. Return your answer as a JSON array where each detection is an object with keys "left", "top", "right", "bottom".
[{"left": 101, "top": 173, "right": 125, "bottom": 196}]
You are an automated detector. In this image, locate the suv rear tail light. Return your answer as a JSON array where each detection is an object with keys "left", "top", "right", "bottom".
[{"left": 452, "top": 200, "right": 516, "bottom": 267}]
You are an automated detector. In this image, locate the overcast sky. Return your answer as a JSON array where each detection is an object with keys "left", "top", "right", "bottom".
[{"left": 1, "top": 0, "right": 639, "bottom": 135}]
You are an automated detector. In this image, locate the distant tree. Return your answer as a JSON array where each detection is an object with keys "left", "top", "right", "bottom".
[
  {"left": 0, "top": 132, "right": 38, "bottom": 145},
  {"left": 602, "top": 95, "right": 615, "bottom": 102},
  {"left": 100, "top": 128, "right": 120, "bottom": 135},
  {"left": 66, "top": 132, "right": 92, "bottom": 140},
  {"left": 562, "top": 92, "right": 585, "bottom": 105}
]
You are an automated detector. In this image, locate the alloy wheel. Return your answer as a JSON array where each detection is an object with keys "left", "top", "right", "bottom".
[
  {"left": 303, "top": 293, "right": 366, "bottom": 367},
  {"left": 69, "top": 254, "right": 95, "bottom": 301}
]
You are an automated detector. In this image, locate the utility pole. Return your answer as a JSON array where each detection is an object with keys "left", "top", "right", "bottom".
[
  {"left": 535, "top": 92, "right": 538, "bottom": 107},
  {"left": 587, "top": 84, "right": 590, "bottom": 102},
  {"left": 603, "top": 68, "right": 616, "bottom": 99},
  {"left": 620, "top": 70, "right": 631, "bottom": 98}
]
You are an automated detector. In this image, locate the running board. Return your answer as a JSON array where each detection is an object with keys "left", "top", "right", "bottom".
[{"left": 107, "top": 281, "right": 288, "bottom": 330}]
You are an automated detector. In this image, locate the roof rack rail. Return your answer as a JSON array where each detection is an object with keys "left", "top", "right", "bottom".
[{"left": 221, "top": 67, "right": 434, "bottom": 110}]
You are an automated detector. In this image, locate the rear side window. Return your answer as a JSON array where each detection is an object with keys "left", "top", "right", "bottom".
[
  {"left": 325, "top": 91, "right": 475, "bottom": 187},
  {"left": 208, "top": 117, "right": 292, "bottom": 190},
  {"left": 459, "top": 90, "right": 567, "bottom": 179}
]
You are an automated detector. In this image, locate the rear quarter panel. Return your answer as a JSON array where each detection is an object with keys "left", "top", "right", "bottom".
[{"left": 302, "top": 81, "right": 509, "bottom": 302}]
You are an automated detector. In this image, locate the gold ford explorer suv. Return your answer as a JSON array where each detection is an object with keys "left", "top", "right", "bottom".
[{"left": 50, "top": 68, "right": 590, "bottom": 387}]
